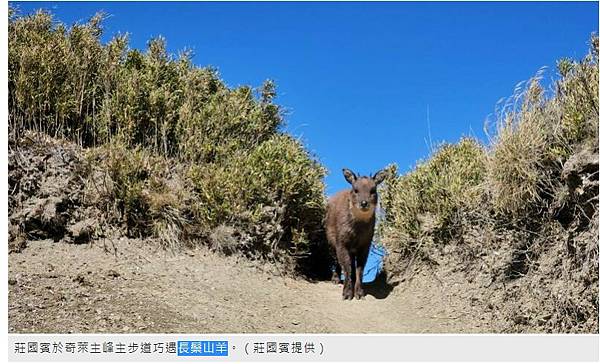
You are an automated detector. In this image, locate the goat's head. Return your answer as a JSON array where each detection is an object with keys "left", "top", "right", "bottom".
[{"left": 342, "top": 168, "right": 387, "bottom": 216}]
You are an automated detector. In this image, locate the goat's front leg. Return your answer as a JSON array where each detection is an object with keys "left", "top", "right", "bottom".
[
  {"left": 354, "top": 247, "right": 369, "bottom": 299},
  {"left": 336, "top": 246, "right": 354, "bottom": 300}
]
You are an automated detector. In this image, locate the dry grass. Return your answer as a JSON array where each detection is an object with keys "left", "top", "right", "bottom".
[{"left": 486, "top": 37, "right": 598, "bottom": 221}]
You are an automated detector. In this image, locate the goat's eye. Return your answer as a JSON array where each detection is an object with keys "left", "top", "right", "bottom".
[
  {"left": 353, "top": 189, "right": 358, "bottom": 193},
  {"left": 371, "top": 188, "right": 376, "bottom": 194}
]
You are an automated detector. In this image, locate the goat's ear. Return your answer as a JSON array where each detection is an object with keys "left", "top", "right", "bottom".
[
  {"left": 373, "top": 169, "right": 387, "bottom": 185},
  {"left": 342, "top": 168, "right": 356, "bottom": 184}
]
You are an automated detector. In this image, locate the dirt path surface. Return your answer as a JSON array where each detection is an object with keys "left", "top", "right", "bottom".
[{"left": 9, "top": 239, "right": 491, "bottom": 333}]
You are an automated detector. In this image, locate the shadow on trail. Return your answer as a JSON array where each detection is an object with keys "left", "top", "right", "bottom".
[
  {"left": 364, "top": 271, "right": 398, "bottom": 300},
  {"left": 305, "top": 269, "right": 398, "bottom": 300}
]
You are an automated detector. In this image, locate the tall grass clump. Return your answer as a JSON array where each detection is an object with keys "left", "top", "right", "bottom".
[
  {"left": 9, "top": 9, "right": 108, "bottom": 143},
  {"left": 8, "top": 8, "right": 327, "bottom": 273},
  {"left": 487, "top": 36, "right": 598, "bottom": 221}
]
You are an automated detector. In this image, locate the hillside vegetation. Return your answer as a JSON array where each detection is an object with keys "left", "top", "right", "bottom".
[
  {"left": 379, "top": 37, "right": 599, "bottom": 332},
  {"left": 8, "top": 8, "right": 329, "bottom": 275}
]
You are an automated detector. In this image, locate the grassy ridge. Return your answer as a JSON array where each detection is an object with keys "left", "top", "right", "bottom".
[
  {"left": 380, "top": 36, "right": 598, "bottom": 257},
  {"left": 379, "top": 36, "right": 598, "bottom": 332},
  {"left": 9, "top": 8, "right": 328, "bottom": 273}
]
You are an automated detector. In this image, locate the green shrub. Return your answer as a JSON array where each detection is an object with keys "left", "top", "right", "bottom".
[
  {"left": 84, "top": 142, "right": 191, "bottom": 246},
  {"left": 188, "top": 134, "right": 326, "bottom": 260},
  {"left": 82, "top": 132, "right": 327, "bottom": 265},
  {"left": 379, "top": 138, "right": 486, "bottom": 256}
]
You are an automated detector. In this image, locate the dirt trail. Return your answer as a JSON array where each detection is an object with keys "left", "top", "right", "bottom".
[{"left": 9, "top": 238, "right": 491, "bottom": 333}]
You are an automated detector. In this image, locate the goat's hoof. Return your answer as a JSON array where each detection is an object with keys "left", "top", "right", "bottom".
[
  {"left": 331, "top": 276, "right": 342, "bottom": 285},
  {"left": 342, "top": 288, "right": 354, "bottom": 300},
  {"left": 355, "top": 289, "right": 365, "bottom": 300}
]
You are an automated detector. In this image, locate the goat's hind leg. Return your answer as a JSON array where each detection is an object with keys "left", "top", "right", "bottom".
[
  {"left": 331, "top": 263, "right": 342, "bottom": 285},
  {"left": 329, "top": 244, "right": 343, "bottom": 284}
]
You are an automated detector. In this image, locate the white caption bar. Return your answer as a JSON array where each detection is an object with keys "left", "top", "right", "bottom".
[{"left": 8, "top": 334, "right": 600, "bottom": 362}]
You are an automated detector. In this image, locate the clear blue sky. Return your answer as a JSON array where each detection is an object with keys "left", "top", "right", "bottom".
[{"left": 11, "top": 1, "right": 599, "bottom": 195}]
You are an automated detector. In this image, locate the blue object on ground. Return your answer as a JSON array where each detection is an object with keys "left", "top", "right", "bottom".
[{"left": 337, "top": 243, "right": 386, "bottom": 283}]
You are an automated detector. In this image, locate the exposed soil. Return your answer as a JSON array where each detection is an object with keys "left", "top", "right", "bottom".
[{"left": 8, "top": 238, "right": 491, "bottom": 333}]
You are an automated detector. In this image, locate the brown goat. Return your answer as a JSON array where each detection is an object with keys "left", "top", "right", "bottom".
[{"left": 325, "top": 168, "right": 386, "bottom": 300}]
